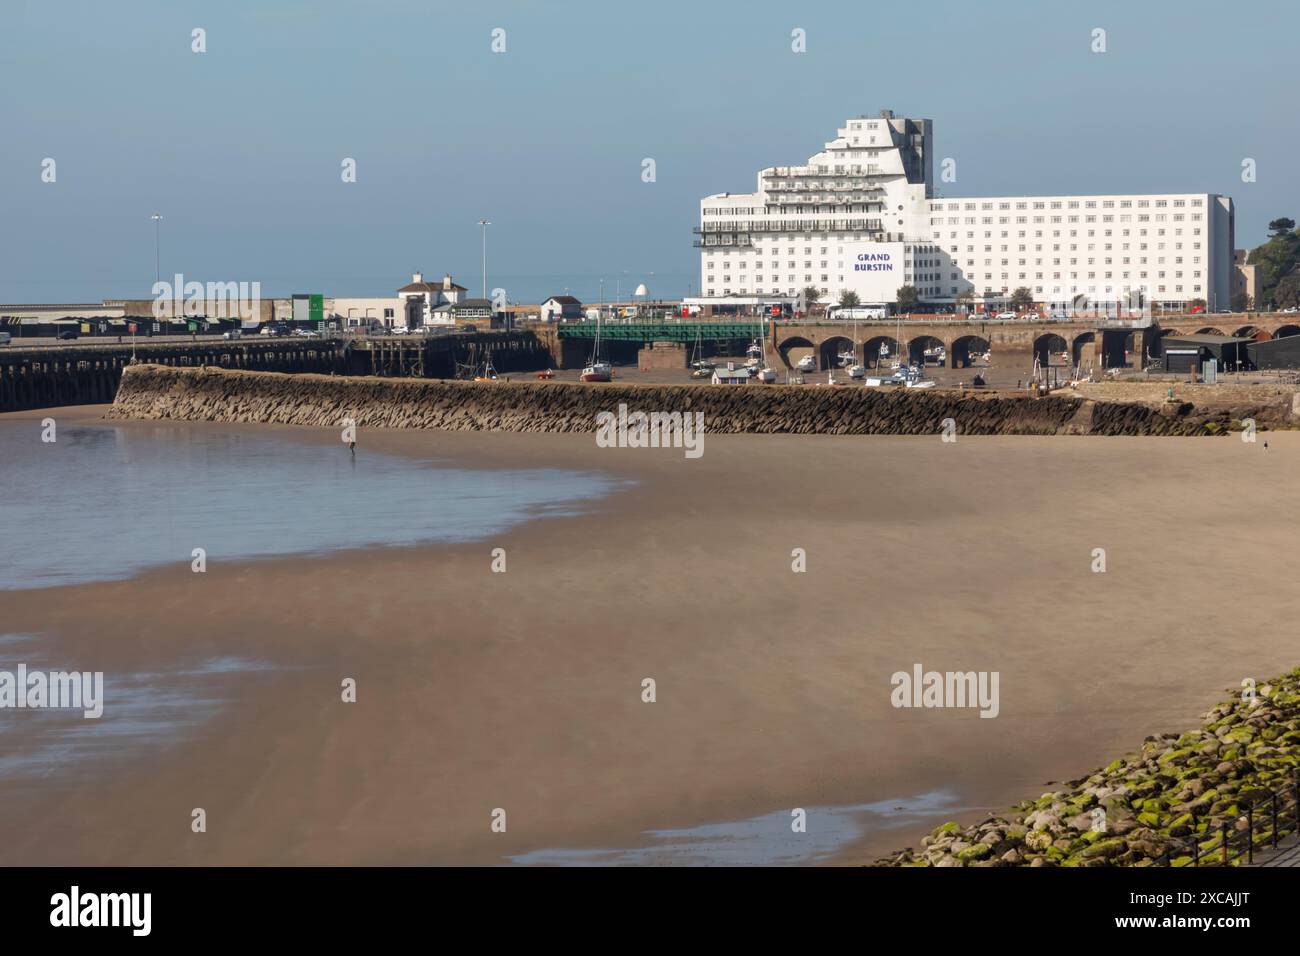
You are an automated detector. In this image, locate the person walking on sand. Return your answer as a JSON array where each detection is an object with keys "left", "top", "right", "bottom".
[{"left": 349, "top": 440, "right": 356, "bottom": 457}]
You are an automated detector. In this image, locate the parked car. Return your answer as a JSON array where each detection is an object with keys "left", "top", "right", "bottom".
[
  {"left": 0, "top": 331, "right": 11, "bottom": 347},
  {"left": 1020, "top": 311, "right": 1042, "bottom": 320},
  {"left": 994, "top": 311, "right": 1017, "bottom": 320},
  {"left": 222, "top": 329, "right": 242, "bottom": 339},
  {"left": 57, "top": 330, "right": 79, "bottom": 340}
]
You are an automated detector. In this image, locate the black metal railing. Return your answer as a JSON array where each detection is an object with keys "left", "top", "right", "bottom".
[{"left": 1160, "top": 771, "right": 1300, "bottom": 867}]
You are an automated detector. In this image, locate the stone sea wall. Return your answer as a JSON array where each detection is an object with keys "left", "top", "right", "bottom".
[
  {"left": 878, "top": 669, "right": 1300, "bottom": 867},
  {"left": 107, "top": 364, "right": 1295, "bottom": 436}
]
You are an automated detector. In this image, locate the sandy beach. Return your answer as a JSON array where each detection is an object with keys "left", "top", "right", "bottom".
[{"left": 2, "top": 404, "right": 1297, "bottom": 865}]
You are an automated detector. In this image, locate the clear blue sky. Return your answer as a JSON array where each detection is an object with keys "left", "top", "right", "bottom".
[{"left": 1, "top": 0, "right": 1293, "bottom": 303}]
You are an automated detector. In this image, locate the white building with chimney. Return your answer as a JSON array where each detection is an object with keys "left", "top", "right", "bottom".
[{"left": 397, "top": 272, "right": 468, "bottom": 327}]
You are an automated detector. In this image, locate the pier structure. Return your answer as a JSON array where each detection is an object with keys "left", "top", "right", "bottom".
[{"left": 0, "top": 331, "right": 550, "bottom": 412}]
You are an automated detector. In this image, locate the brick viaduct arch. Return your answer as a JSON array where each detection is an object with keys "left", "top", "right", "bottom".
[{"left": 773, "top": 314, "right": 1300, "bottom": 372}]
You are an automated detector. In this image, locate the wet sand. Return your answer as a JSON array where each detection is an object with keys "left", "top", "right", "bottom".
[{"left": 2, "top": 405, "right": 1297, "bottom": 865}]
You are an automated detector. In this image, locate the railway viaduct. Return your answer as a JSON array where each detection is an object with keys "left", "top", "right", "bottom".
[
  {"left": 552, "top": 314, "right": 1300, "bottom": 371},
  {"left": 772, "top": 315, "right": 1300, "bottom": 370}
]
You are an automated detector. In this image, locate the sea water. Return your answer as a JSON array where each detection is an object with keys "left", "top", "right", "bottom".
[{"left": 0, "top": 420, "right": 626, "bottom": 590}]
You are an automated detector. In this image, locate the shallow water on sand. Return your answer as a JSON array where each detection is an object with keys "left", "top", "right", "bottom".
[
  {"left": 509, "top": 790, "right": 970, "bottom": 866},
  {"left": 0, "top": 633, "right": 279, "bottom": 785},
  {"left": 0, "top": 421, "right": 626, "bottom": 590}
]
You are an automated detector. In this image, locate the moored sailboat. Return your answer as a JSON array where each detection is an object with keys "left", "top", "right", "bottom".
[{"left": 581, "top": 307, "right": 613, "bottom": 382}]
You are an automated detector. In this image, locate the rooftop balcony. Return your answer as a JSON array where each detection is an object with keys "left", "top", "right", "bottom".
[
  {"left": 695, "top": 219, "right": 883, "bottom": 235},
  {"left": 762, "top": 165, "right": 884, "bottom": 178}
]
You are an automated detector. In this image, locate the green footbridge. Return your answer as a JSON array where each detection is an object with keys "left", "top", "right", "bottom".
[{"left": 557, "top": 321, "right": 763, "bottom": 342}]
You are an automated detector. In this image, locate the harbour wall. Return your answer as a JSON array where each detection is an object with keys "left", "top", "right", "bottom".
[{"left": 106, "top": 365, "right": 1299, "bottom": 436}]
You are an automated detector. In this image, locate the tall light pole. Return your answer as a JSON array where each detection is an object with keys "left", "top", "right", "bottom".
[
  {"left": 478, "top": 219, "right": 491, "bottom": 301},
  {"left": 151, "top": 214, "right": 163, "bottom": 334}
]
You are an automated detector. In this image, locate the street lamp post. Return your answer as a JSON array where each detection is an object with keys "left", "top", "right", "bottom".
[
  {"left": 151, "top": 214, "right": 163, "bottom": 335},
  {"left": 478, "top": 219, "right": 491, "bottom": 302}
]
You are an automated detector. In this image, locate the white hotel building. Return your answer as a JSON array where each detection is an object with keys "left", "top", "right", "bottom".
[{"left": 696, "top": 110, "right": 1235, "bottom": 314}]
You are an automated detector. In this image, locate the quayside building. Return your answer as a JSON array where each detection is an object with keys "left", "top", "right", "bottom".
[{"left": 694, "top": 110, "right": 1234, "bottom": 314}]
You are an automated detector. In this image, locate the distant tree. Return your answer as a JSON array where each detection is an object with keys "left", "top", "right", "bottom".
[
  {"left": 838, "top": 290, "right": 861, "bottom": 308},
  {"left": 1231, "top": 290, "right": 1250, "bottom": 313},
  {"left": 1274, "top": 272, "right": 1300, "bottom": 309},
  {"left": 895, "top": 285, "right": 919, "bottom": 310},
  {"left": 801, "top": 285, "right": 823, "bottom": 314},
  {"left": 1250, "top": 221, "right": 1300, "bottom": 309},
  {"left": 954, "top": 288, "right": 974, "bottom": 312},
  {"left": 1010, "top": 287, "right": 1034, "bottom": 310}
]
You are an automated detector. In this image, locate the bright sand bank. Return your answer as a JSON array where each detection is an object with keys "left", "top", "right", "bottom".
[{"left": 2, "top": 406, "right": 1297, "bottom": 864}]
